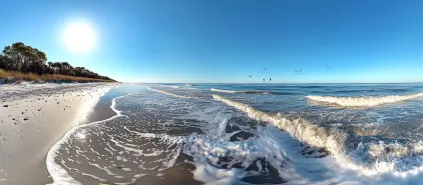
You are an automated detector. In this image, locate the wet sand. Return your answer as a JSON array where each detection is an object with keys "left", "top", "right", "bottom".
[
  {"left": 0, "top": 83, "right": 116, "bottom": 185},
  {"left": 44, "top": 85, "right": 205, "bottom": 185}
]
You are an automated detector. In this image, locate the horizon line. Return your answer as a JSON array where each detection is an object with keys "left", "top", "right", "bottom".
[{"left": 124, "top": 82, "right": 423, "bottom": 84}]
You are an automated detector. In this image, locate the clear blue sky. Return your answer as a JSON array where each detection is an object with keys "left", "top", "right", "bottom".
[{"left": 0, "top": 0, "right": 422, "bottom": 83}]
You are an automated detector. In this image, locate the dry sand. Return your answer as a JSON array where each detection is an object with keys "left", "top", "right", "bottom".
[{"left": 0, "top": 82, "right": 117, "bottom": 185}]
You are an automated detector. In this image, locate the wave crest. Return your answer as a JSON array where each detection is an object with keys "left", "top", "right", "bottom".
[
  {"left": 212, "top": 94, "right": 423, "bottom": 174},
  {"left": 306, "top": 92, "right": 423, "bottom": 107},
  {"left": 147, "top": 86, "right": 193, "bottom": 99},
  {"left": 210, "top": 88, "right": 243, "bottom": 93},
  {"left": 210, "top": 88, "right": 280, "bottom": 95},
  {"left": 212, "top": 94, "right": 348, "bottom": 155}
]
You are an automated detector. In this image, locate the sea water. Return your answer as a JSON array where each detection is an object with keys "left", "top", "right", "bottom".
[{"left": 47, "top": 83, "right": 423, "bottom": 185}]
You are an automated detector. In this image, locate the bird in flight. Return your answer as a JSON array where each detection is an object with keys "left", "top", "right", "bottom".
[
  {"left": 264, "top": 68, "right": 267, "bottom": 71},
  {"left": 292, "top": 68, "right": 302, "bottom": 74},
  {"left": 326, "top": 65, "right": 332, "bottom": 69},
  {"left": 269, "top": 78, "right": 272, "bottom": 81},
  {"left": 248, "top": 75, "right": 252, "bottom": 78}
]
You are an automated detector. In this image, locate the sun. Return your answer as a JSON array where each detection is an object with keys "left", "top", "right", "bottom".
[{"left": 63, "top": 22, "right": 96, "bottom": 53}]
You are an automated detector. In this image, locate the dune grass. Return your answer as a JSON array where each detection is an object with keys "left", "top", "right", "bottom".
[{"left": 0, "top": 69, "right": 116, "bottom": 83}]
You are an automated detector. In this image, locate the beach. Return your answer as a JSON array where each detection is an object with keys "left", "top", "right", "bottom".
[
  {"left": 0, "top": 82, "right": 116, "bottom": 185},
  {"left": 1, "top": 0, "right": 418, "bottom": 184},
  {"left": 2, "top": 83, "right": 423, "bottom": 185}
]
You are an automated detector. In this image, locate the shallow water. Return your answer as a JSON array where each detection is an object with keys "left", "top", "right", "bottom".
[{"left": 47, "top": 83, "right": 423, "bottom": 184}]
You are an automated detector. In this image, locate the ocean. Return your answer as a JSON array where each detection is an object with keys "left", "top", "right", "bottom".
[{"left": 47, "top": 83, "right": 423, "bottom": 185}]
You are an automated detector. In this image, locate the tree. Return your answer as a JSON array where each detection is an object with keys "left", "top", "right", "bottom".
[
  {"left": 60, "top": 62, "right": 74, "bottom": 75},
  {"left": 1, "top": 42, "right": 114, "bottom": 81},
  {"left": 23, "top": 47, "right": 47, "bottom": 74},
  {"left": 0, "top": 55, "right": 5, "bottom": 69},
  {"left": 50, "top": 62, "right": 62, "bottom": 74},
  {"left": 2, "top": 42, "right": 28, "bottom": 71},
  {"left": 2, "top": 42, "right": 47, "bottom": 74}
]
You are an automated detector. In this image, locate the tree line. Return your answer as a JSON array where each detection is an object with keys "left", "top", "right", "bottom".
[{"left": 0, "top": 42, "right": 114, "bottom": 81}]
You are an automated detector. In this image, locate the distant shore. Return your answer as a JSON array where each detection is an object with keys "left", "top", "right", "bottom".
[{"left": 0, "top": 82, "right": 117, "bottom": 184}]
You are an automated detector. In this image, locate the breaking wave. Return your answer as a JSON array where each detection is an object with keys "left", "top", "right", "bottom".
[
  {"left": 212, "top": 94, "right": 348, "bottom": 157},
  {"left": 211, "top": 88, "right": 243, "bottom": 93},
  {"left": 210, "top": 88, "right": 283, "bottom": 95},
  {"left": 147, "top": 86, "right": 193, "bottom": 99},
  {"left": 306, "top": 92, "right": 423, "bottom": 107},
  {"left": 212, "top": 94, "right": 423, "bottom": 175}
]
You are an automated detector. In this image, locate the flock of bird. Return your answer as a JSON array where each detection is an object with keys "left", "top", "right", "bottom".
[
  {"left": 292, "top": 68, "right": 302, "bottom": 74},
  {"left": 248, "top": 65, "right": 332, "bottom": 82}
]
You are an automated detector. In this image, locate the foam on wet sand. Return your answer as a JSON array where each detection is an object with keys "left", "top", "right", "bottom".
[{"left": 0, "top": 82, "right": 116, "bottom": 185}]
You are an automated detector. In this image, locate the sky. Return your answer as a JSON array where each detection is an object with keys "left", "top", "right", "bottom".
[{"left": 0, "top": 0, "right": 422, "bottom": 83}]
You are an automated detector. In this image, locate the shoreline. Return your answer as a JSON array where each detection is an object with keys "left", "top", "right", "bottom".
[
  {"left": 0, "top": 82, "right": 117, "bottom": 185},
  {"left": 46, "top": 92, "right": 128, "bottom": 184}
]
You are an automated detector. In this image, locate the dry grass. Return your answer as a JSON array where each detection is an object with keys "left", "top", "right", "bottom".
[{"left": 0, "top": 69, "right": 116, "bottom": 83}]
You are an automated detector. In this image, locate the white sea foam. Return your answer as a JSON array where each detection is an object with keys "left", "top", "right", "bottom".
[
  {"left": 181, "top": 132, "right": 289, "bottom": 184},
  {"left": 147, "top": 86, "right": 193, "bottom": 99},
  {"left": 190, "top": 157, "right": 245, "bottom": 185},
  {"left": 306, "top": 92, "right": 423, "bottom": 107},
  {"left": 169, "top": 85, "right": 180, "bottom": 89},
  {"left": 108, "top": 109, "right": 290, "bottom": 184},
  {"left": 210, "top": 88, "right": 243, "bottom": 93},
  {"left": 212, "top": 94, "right": 348, "bottom": 157},
  {"left": 210, "top": 88, "right": 274, "bottom": 95},
  {"left": 211, "top": 94, "right": 423, "bottom": 179},
  {"left": 46, "top": 93, "right": 130, "bottom": 185}
]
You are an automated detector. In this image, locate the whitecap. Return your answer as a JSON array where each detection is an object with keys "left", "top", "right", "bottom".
[{"left": 306, "top": 92, "right": 423, "bottom": 107}]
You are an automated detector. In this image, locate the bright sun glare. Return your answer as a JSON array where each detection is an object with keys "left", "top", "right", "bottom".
[{"left": 63, "top": 22, "right": 96, "bottom": 53}]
